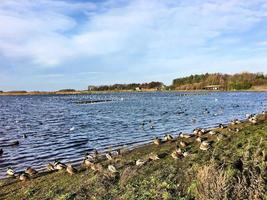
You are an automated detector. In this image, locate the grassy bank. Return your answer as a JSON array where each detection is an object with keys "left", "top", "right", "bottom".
[{"left": 0, "top": 114, "right": 267, "bottom": 200}]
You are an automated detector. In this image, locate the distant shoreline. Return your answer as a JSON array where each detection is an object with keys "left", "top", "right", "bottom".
[{"left": 0, "top": 88, "right": 267, "bottom": 96}]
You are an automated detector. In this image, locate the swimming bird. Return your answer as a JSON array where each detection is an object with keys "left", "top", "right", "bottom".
[
  {"left": 11, "top": 141, "right": 19, "bottom": 146},
  {"left": 23, "top": 133, "right": 27, "bottom": 138},
  {"left": 153, "top": 137, "right": 162, "bottom": 145},
  {"left": 19, "top": 173, "right": 29, "bottom": 181},
  {"left": 136, "top": 159, "right": 147, "bottom": 166},
  {"left": 66, "top": 164, "right": 77, "bottom": 175},
  {"left": 69, "top": 127, "right": 75, "bottom": 131},
  {"left": 25, "top": 167, "right": 38, "bottom": 176},
  {"left": 54, "top": 160, "right": 67, "bottom": 170},
  {"left": 47, "top": 163, "right": 55, "bottom": 171},
  {"left": 108, "top": 165, "right": 118, "bottom": 173},
  {"left": 0, "top": 149, "right": 3, "bottom": 156},
  {"left": 6, "top": 167, "right": 15, "bottom": 176}
]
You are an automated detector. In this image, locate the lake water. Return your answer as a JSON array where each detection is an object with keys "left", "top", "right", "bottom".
[{"left": 0, "top": 92, "right": 266, "bottom": 177}]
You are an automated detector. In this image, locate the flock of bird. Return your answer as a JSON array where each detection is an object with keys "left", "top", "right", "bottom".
[{"left": 1, "top": 111, "right": 266, "bottom": 182}]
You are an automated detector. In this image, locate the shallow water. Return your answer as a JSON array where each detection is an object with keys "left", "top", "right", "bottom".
[{"left": 0, "top": 92, "right": 266, "bottom": 177}]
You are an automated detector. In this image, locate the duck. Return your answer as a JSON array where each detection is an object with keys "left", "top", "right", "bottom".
[
  {"left": 108, "top": 165, "right": 118, "bottom": 173},
  {"left": 0, "top": 149, "right": 3, "bottom": 156},
  {"left": 54, "top": 160, "right": 67, "bottom": 170},
  {"left": 105, "top": 152, "right": 113, "bottom": 161},
  {"left": 47, "top": 163, "right": 55, "bottom": 171},
  {"left": 163, "top": 134, "right": 173, "bottom": 141},
  {"left": 6, "top": 167, "right": 15, "bottom": 176},
  {"left": 149, "top": 153, "right": 160, "bottom": 161},
  {"left": 11, "top": 141, "right": 19, "bottom": 146},
  {"left": 25, "top": 167, "right": 38, "bottom": 176},
  {"left": 66, "top": 164, "right": 77, "bottom": 175},
  {"left": 136, "top": 159, "right": 147, "bottom": 166},
  {"left": 19, "top": 173, "right": 30, "bottom": 181},
  {"left": 153, "top": 137, "right": 162, "bottom": 145}
]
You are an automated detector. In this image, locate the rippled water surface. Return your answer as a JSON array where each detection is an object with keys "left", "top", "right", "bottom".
[{"left": 0, "top": 92, "right": 266, "bottom": 177}]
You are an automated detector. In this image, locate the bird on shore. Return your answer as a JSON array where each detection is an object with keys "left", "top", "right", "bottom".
[
  {"left": 105, "top": 152, "right": 113, "bottom": 161},
  {"left": 199, "top": 141, "right": 211, "bottom": 151},
  {"left": 136, "top": 159, "right": 147, "bottom": 166},
  {"left": 0, "top": 149, "right": 3, "bottom": 156},
  {"left": 218, "top": 124, "right": 226, "bottom": 129},
  {"left": 91, "top": 163, "right": 103, "bottom": 172},
  {"left": 153, "top": 137, "right": 162, "bottom": 145},
  {"left": 183, "top": 151, "right": 190, "bottom": 157},
  {"left": 208, "top": 130, "right": 217, "bottom": 135},
  {"left": 171, "top": 151, "right": 183, "bottom": 159},
  {"left": 54, "top": 160, "right": 67, "bottom": 170},
  {"left": 83, "top": 158, "right": 94, "bottom": 168},
  {"left": 25, "top": 167, "right": 38, "bottom": 176},
  {"left": 19, "top": 173, "right": 30, "bottom": 181},
  {"left": 6, "top": 167, "right": 15, "bottom": 177},
  {"left": 196, "top": 137, "right": 202, "bottom": 143},
  {"left": 179, "top": 141, "right": 188, "bottom": 148},
  {"left": 93, "top": 149, "right": 99, "bottom": 158},
  {"left": 149, "top": 153, "right": 160, "bottom": 161},
  {"left": 114, "top": 149, "right": 121, "bottom": 157},
  {"left": 108, "top": 165, "right": 118, "bottom": 173},
  {"left": 180, "top": 133, "right": 192, "bottom": 139},
  {"left": 164, "top": 134, "right": 174, "bottom": 141},
  {"left": 66, "top": 164, "right": 77, "bottom": 175},
  {"left": 47, "top": 163, "right": 55, "bottom": 171}
]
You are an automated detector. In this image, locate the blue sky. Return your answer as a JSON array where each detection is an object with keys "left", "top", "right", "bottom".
[{"left": 0, "top": 0, "right": 267, "bottom": 91}]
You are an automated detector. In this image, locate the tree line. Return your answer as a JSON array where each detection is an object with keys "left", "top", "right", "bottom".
[{"left": 171, "top": 72, "right": 267, "bottom": 90}]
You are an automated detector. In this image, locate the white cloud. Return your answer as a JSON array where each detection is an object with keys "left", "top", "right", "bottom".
[{"left": 0, "top": 0, "right": 267, "bottom": 73}]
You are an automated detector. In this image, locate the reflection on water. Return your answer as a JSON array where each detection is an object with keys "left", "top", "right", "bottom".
[{"left": 0, "top": 92, "right": 266, "bottom": 177}]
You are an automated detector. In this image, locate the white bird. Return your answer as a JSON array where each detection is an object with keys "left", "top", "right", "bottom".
[{"left": 70, "top": 127, "right": 75, "bottom": 131}]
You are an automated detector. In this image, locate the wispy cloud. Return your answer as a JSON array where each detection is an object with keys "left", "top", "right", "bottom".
[{"left": 0, "top": 0, "right": 267, "bottom": 90}]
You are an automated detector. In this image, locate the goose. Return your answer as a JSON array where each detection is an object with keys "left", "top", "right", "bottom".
[
  {"left": 164, "top": 134, "right": 173, "bottom": 141},
  {"left": 6, "top": 167, "right": 15, "bottom": 176},
  {"left": 108, "top": 165, "right": 118, "bottom": 173},
  {"left": 218, "top": 124, "right": 226, "bottom": 129},
  {"left": 200, "top": 141, "right": 210, "bottom": 151},
  {"left": 47, "top": 163, "right": 55, "bottom": 171},
  {"left": 105, "top": 152, "right": 113, "bottom": 161},
  {"left": 180, "top": 141, "right": 188, "bottom": 147},
  {"left": 54, "top": 160, "right": 67, "bottom": 170},
  {"left": 19, "top": 173, "right": 29, "bottom": 181},
  {"left": 196, "top": 137, "right": 202, "bottom": 143},
  {"left": 25, "top": 167, "right": 38, "bottom": 176},
  {"left": 171, "top": 151, "right": 182, "bottom": 159},
  {"left": 23, "top": 134, "right": 27, "bottom": 138},
  {"left": 149, "top": 153, "right": 160, "bottom": 160},
  {"left": 114, "top": 149, "right": 121, "bottom": 157},
  {"left": 0, "top": 149, "right": 3, "bottom": 156},
  {"left": 153, "top": 137, "right": 162, "bottom": 145},
  {"left": 183, "top": 151, "right": 189, "bottom": 157},
  {"left": 91, "top": 163, "right": 103, "bottom": 172},
  {"left": 208, "top": 130, "right": 217, "bottom": 135},
  {"left": 180, "top": 133, "right": 192, "bottom": 139},
  {"left": 136, "top": 159, "right": 147, "bottom": 166},
  {"left": 66, "top": 164, "right": 77, "bottom": 175},
  {"left": 11, "top": 141, "right": 19, "bottom": 146}
]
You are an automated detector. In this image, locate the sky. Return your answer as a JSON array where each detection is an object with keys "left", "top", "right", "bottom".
[{"left": 0, "top": 0, "right": 267, "bottom": 91}]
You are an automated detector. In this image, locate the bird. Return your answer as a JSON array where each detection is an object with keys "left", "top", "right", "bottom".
[
  {"left": 196, "top": 137, "right": 202, "bottom": 143},
  {"left": 153, "top": 137, "right": 162, "bottom": 145},
  {"left": 22, "top": 133, "right": 27, "bottom": 138},
  {"left": 0, "top": 149, "right": 3, "bottom": 156},
  {"left": 149, "top": 153, "right": 160, "bottom": 161},
  {"left": 218, "top": 124, "right": 226, "bottom": 129},
  {"left": 208, "top": 130, "right": 217, "bottom": 135},
  {"left": 164, "top": 134, "right": 173, "bottom": 141},
  {"left": 180, "top": 141, "right": 188, "bottom": 147},
  {"left": 105, "top": 152, "right": 113, "bottom": 161},
  {"left": 66, "top": 164, "right": 77, "bottom": 175},
  {"left": 11, "top": 141, "right": 19, "bottom": 146},
  {"left": 114, "top": 149, "right": 121, "bottom": 157},
  {"left": 199, "top": 141, "right": 210, "bottom": 151},
  {"left": 180, "top": 133, "right": 192, "bottom": 139},
  {"left": 136, "top": 159, "right": 147, "bottom": 166},
  {"left": 19, "top": 173, "right": 30, "bottom": 181},
  {"left": 69, "top": 127, "right": 75, "bottom": 131},
  {"left": 25, "top": 167, "right": 38, "bottom": 176},
  {"left": 171, "top": 151, "right": 182, "bottom": 159},
  {"left": 183, "top": 151, "right": 189, "bottom": 157},
  {"left": 54, "top": 160, "right": 67, "bottom": 170},
  {"left": 91, "top": 163, "right": 103, "bottom": 172},
  {"left": 47, "top": 163, "right": 55, "bottom": 171},
  {"left": 108, "top": 165, "right": 118, "bottom": 173},
  {"left": 6, "top": 167, "right": 15, "bottom": 176}
]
